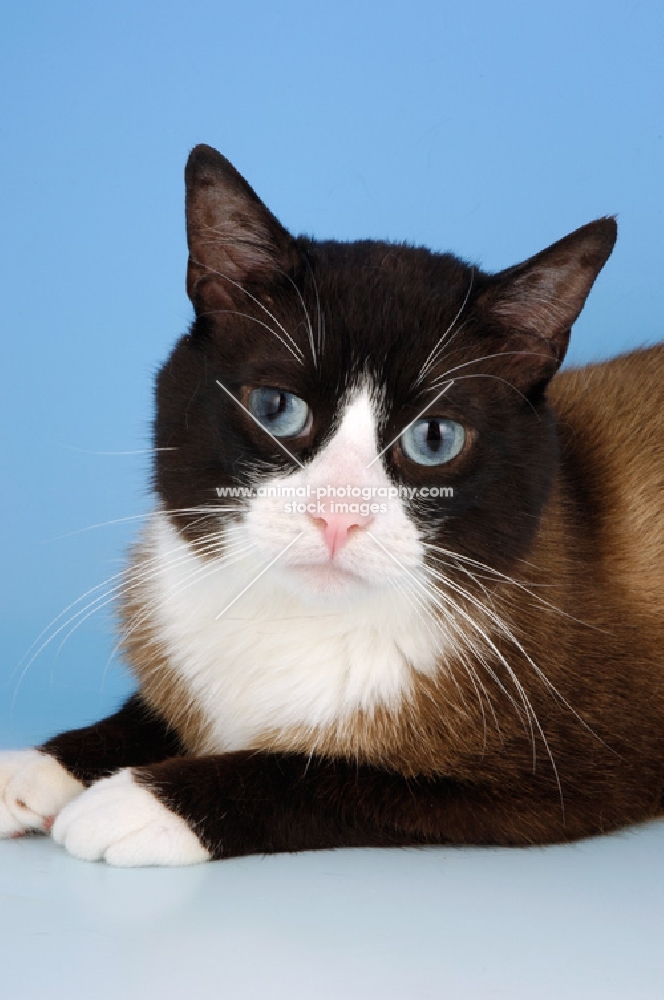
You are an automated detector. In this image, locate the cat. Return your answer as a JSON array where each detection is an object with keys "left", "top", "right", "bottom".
[{"left": 2, "top": 143, "right": 663, "bottom": 867}]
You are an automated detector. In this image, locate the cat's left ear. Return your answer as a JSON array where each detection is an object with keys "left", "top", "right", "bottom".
[
  {"left": 184, "top": 144, "right": 299, "bottom": 312},
  {"left": 477, "top": 218, "right": 617, "bottom": 390}
]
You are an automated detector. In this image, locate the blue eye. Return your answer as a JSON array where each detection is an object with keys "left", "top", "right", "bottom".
[
  {"left": 247, "top": 388, "right": 310, "bottom": 437},
  {"left": 400, "top": 418, "right": 465, "bottom": 466}
]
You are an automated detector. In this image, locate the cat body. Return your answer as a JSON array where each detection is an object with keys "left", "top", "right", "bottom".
[{"left": 1, "top": 146, "right": 663, "bottom": 865}]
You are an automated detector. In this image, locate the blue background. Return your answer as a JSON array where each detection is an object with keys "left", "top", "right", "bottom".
[
  {"left": 2, "top": 6, "right": 664, "bottom": 998},
  {"left": 2, "top": 0, "right": 663, "bottom": 745}
]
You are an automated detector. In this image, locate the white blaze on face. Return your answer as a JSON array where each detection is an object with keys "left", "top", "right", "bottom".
[
  {"left": 312, "top": 386, "right": 382, "bottom": 480},
  {"left": 243, "top": 384, "right": 425, "bottom": 601}
]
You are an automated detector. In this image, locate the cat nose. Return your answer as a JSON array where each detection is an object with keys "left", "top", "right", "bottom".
[{"left": 309, "top": 511, "right": 374, "bottom": 558}]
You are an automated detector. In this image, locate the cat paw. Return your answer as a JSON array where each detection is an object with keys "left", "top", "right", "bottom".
[
  {"left": 52, "top": 769, "right": 210, "bottom": 867},
  {"left": 0, "top": 749, "right": 84, "bottom": 837}
]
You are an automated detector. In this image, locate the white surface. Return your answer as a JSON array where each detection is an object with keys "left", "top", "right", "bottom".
[{"left": 1, "top": 821, "right": 664, "bottom": 999}]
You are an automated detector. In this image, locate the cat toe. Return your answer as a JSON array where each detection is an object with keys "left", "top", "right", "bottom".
[
  {"left": 0, "top": 750, "right": 83, "bottom": 837},
  {"left": 52, "top": 769, "right": 210, "bottom": 867}
]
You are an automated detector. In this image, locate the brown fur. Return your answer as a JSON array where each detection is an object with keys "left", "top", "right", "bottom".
[
  {"left": 119, "top": 566, "right": 214, "bottom": 755},
  {"left": 120, "top": 346, "right": 664, "bottom": 842}
]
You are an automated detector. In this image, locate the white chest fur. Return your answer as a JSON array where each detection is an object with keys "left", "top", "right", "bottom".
[{"left": 141, "top": 512, "right": 443, "bottom": 752}]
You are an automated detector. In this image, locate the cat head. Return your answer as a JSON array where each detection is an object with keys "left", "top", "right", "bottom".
[{"left": 154, "top": 144, "right": 616, "bottom": 607}]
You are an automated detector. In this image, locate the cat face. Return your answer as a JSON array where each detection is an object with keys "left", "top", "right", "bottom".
[{"left": 154, "top": 145, "right": 616, "bottom": 611}]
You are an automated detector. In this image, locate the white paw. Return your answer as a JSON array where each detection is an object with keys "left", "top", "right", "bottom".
[
  {"left": 0, "top": 749, "right": 84, "bottom": 837},
  {"left": 52, "top": 769, "right": 210, "bottom": 867}
]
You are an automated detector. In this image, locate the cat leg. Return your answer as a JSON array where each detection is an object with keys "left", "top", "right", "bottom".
[
  {"left": 0, "top": 694, "right": 183, "bottom": 838},
  {"left": 50, "top": 750, "right": 588, "bottom": 867}
]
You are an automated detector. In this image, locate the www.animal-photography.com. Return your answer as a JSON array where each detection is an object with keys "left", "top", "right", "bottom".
[{"left": 2, "top": 3, "right": 663, "bottom": 998}]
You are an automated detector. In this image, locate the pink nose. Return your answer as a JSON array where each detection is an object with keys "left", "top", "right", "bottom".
[{"left": 310, "top": 510, "right": 374, "bottom": 558}]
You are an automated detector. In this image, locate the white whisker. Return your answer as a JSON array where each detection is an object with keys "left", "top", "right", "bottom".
[
  {"left": 40, "top": 506, "right": 238, "bottom": 545},
  {"left": 190, "top": 256, "right": 305, "bottom": 366},
  {"left": 416, "top": 268, "right": 475, "bottom": 385},
  {"left": 424, "top": 542, "right": 608, "bottom": 633},
  {"left": 197, "top": 307, "right": 305, "bottom": 363},
  {"left": 10, "top": 526, "right": 238, "bottom": 703},
  {"left": 281, "top": 270, "right": 316, "bottom": 367},
  {"left": 303, "top": 253, "right": 325, "bottom": 361},
  {"left": 51, "top": 444, "right": 179, "bottom": 456},
  {"left": 425, "top": 562, "right": 611, "bottom": 758},
  {"left": 365, "top": 531, "right": 564, "bottom": 800},
  {"left": 103, "top": 535, "right": 259, "bottom": 689}
]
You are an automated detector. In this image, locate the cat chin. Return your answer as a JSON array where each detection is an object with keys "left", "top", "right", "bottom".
[{"left": 279, "top": 561, "right": 380, "bottom": 605}]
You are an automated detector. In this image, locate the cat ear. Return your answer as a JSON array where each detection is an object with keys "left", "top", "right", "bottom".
[
  {"left": 184, "top": 144, "right": 299, "bottom": 311},
  {"left": 478, "top": 218, "right": 617, "bottom": 389}
]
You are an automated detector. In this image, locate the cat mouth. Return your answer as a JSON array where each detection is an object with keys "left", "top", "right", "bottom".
[
  {"left": 285, "top": 560, "right": 369, "bottom": 591},
  {"left": 288, "top": 560, "right": 365, "bottom": 580}
]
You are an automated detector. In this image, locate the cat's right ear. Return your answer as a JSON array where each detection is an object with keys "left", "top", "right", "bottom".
[{"left": 184, "top": 145, "right": 298, "bottom": 312}]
